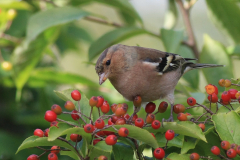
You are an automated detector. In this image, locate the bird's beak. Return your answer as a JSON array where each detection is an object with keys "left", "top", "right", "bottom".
[{"left": 99, "top": 72, "right": 109, "bottom": 85}]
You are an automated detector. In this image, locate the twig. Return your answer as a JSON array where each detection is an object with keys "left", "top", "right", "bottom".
[
  {"left": 98, "top": 108, "right": 101, "bottom": 117},
  {"left": 196, "top": 103, "right": 214, "bottom": 115},
  {"left": 164, "top": 140, "right": 169, "bottom": 150},
  {"left": 217, "top": 101, "right": 231, "bottom": 111},
  {"left": 186, "top": 106, "right": 199, "bottom": 109},
  {"left": 195, "top": 112, "right": 208, "bottom": 122},
  {"left": 89, "top": 107, "right": 93, "bottom": 124},
  {"left": 200, "top": 156, "right": 213, "bottom": 160},
  {"left": 215, "top": 103, "right": 219, "bottom": 113},
  {"left": 219, "top": 154, "right": 231, "bottom": 160},
  {"left": 176, "top": 0, "right": 199, "bottom": 59},
  {"left": 229, "top": 103, "right": 234, "bottom": 110},
  {"left": 84, "top": 16, "right": 123, "bottom": 28},
  {"left": 92, "top": 124, "right": 114, "bottom": 135},
  {"left": 56, "top": 118, "right": 78, "bottom": 127},
  {"left": 231, "top": 83, "right": 240, "bottom": 87}
]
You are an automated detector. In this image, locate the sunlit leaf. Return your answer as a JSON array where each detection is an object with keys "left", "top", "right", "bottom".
[{"left": 163, "top": 0, "right": 178, "bottom": 29}]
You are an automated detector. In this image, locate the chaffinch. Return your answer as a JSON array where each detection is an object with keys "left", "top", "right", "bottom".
[{"left": 95, "top": 44, "right": 223, "bottom": 121}]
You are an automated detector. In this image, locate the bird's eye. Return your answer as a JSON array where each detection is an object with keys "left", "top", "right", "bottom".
[{"left": 106, "top": 60, "right": 111, "bottom": 66}]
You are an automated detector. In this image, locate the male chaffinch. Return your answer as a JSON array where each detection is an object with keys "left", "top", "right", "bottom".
[{"left": 95, "top": 44, "right": 222, "bottom": 121}]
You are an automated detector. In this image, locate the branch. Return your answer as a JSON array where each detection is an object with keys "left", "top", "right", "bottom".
[{"left": 84, "top": 16, "right": 123, "bottom": 27}]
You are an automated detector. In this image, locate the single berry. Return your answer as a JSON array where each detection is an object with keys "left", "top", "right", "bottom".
[
  {"left": 70, "top": 134, "right": 82, "bottom": 142},
  {"left": 236, "top": 145, "right": 240, "bottom": 155},
  {"left": 27, "top": 154, "right": 39, "bottom": 160},
  {"left": 190, "top": 153, "right": 200, "bottom": 160},
  {"left": 34, "top": 129, "right": 44, "bottom": 137},
  {"left": 115, "top": 118, "right": 126, "bottom": 125},
  {"left": 64, "top": 101, "right": 75, "bottom": 111},
  {"left": 165, "top": 130, "right": 175, "bottom": 140},
  {"left": 51, "top": 104, "right": 62, "bottom": 115},
  {"left": 44, "top": 110, "right": 57, "bottom": 122},
  {"left": 220, "top": 99, "right": 229, "bottom": 105},
  {"left": 146, "top": 114, "right": 155, "bottom": 124},
  {"left": 205, "top": 84, "right": 216, "bottom": 95},
  {"left": 101, "top": 100, "right": 110, "bottom": 114},
  {"left": 118, "top": 127, "right": 129, "bottom": 137},
  {"left": 151, "top": 133, "right": 155, "bottom": 138},
  {"left": 124, "top": 114, "right": 130, "bottom": 120},
  {"left": 93, "top": 139, "right": 101, "bottom": 145},
  {"left": 48, "top": 153, "right": 58, "bottom": 160},
  {"left": 187, "top": 97, "right": 196, "bottom": 106},
  {"left": 51, "top": 146, "right": 60, "bottom": 154},
  {"left": 71, "top": 90, "right": 81, "bottom": 101},
  {"left": 158, "top": 101, "right": 168, "bottom": 113},
  {"left": 1, "top": 61, "right": 12, "bottom": 71},
  {"left": 96, "top": 96, "right": 104, "bottom": 107},
  {"left": 115, "top": 107, "right": 126, "bottom": 116},
  {"left": 228, "top": 89, "right": 238, "bottom": 99},
  {"left": 173, "top": 104, "right": 185, "bottom": 114},
  {"left": 135, "top": 118, "right": 144, "bottom": 128},
  {"left": 108, "top": 118, "right": 114, "bottom": 125},
  {"left": 153, "top": 148, "right": 165, "bottom": 159},
  {"left": 95, "top": 119, "right": 105, "bottom": 129},
  {"left": 224, "top": 79, "right": 232, "bottom": 87},
  {"left": 133, "top": 95, "right": 142, "bottom": 107},
  {"left": 227, "top": 148, "right": 237, "bottom": 158},
  {"left": 145, "top": 102, "right": 156, "bottom": 113},
  {"left": 198, "top": 123, "right": 205, "bottom": 132},
  {"left": 212, "top": 84, "right": 219, "bottom": 95},
  {"left": 50, "top": 121, "right": 59, "bottom": 127},
  {"left": 235, "top": 91, "right": 240, "bottom": 99},
  {"left": 95, "top": 131, "right": 105, "bottom": 138},
  {"left": 98, "top": 155, "right": 108, "bottom": 160},
  {"left": 221, "top": 91, "right": 231, "bottom": 102},
  {"left": 105, "top": 135, "right": 117, "bottom": 145},
  {"left": 230, "top": 143, "right": 238, "bottom": 150},
  {"left": 84, "top": 124, "right": 94, "bottom": 133},
  {"left": 122, "top": 103, "right": 128, "bottom": 111},
  {"left": 151, "top": 120, "right": 161, "bottom": 129},
  {"left": 132, "top": 114, "right": 138, "bottom": 122},
  {"left": 71, "top": 110, "right": 80, "bottom": 120},
  {"left": 177, "top": 113, "right": 187, "bottom": 121},
  {"left": 208, "top": 93, "right": 218, "bottom": 103},
  {"left": 111, "top": 115, "right": 120, "bottom": 123},
  {"left": 211, "top": 146, "right": 220, "bottom": 155},
  {"left": 111, "top": 104, "right": 117, "bottom": 113},
  {"left": 221, "top": 141, "right": 231, "bottom": 150},
  {"left": 44, "top": 128, "right": 49, "bottom": 137},
  {"left": 89, "top": 96, "right": 98, "bottom": 107},
  {"left": 218, "top": 79, "right": 225, "bottom": 87}
]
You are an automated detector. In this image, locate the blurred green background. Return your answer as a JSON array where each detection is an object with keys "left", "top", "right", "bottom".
[{"left": 1, "top": 0, "right": 240, "bottom": 159}]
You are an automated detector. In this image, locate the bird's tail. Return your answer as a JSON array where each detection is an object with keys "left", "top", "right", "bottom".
[{"left": 182, "top": 62, "right": 224, "bottom": 74}]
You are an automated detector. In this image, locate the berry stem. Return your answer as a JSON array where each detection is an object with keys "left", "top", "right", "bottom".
[
  {"left": 98, "top": 107, "right": 101, "bottom": 117},
  {"left": 57, "top": 118, "right": 78, "bottom": 127},
  {"left": 94, "top": 134, "right": 105, "bottom": 140},
  {"left": 196, "top": 103, "right": 214, "bottom": 115},
  {"left": 217, "top": 101, "right": 231, "bottom": 111},
  {"left": 231, "top": 83, "right": 240, "bottom": 87},
  {"left": 229, "top": 102, "right": 234, "bottom": 110},
  {"left": 164, "top": 140, "right": 169, "bottom": 150},
  {"left": 92, "top": 124, "right": 114, "bottom": 135},
  {"left": 186, "top": 106, "right": 199, "bottom": 109},
  {"left": 89, "top": 107, "right": 93, "bottom": 124},
  {"left": 218, "top": 154, "right": 231, "bottom": 160},
  {"left": 215, "top": 103, "right": 219, "bottom": 114},
  {"left": 127, "top": 107, "right": 139, "bottom": 124},
  {"left": 111, "top": 125, "right": 119, "bottom": 132},
  {"left": 78, "top": 100, "right": 81, "bottom": 113},
  {"left": 200, "top": 156, "right": 213, "bottom": 160},
  {"left": 195, "top": 112, "right": 208, "bottom": 122},
  {"left": 38, "top": 150, "right": 47, "bottom": 158},
  {"left": 209, "top": 95, "right": 212, "bottom": 110}
]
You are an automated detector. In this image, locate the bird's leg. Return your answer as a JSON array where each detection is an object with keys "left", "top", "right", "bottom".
[{"left": 166, "top": 103, "right": 174, "bottom": 122}]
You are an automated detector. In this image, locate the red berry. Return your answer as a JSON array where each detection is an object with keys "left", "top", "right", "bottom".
[
  {"left": 220, "top": 99, "right": 229, "bottom": 105},
  {"left": 230, "top": 143, "right": 238, "bottom": 150},
  {"left": 190, "top": 153, "right": 200, "bottom": 160},
  {"left": 124, "top": 114, "right": 130, "bottom": 120},
  {"left": 118, "top": 127, "right": 129, "bottom": 137},
  {"left": 103, "top": 131, "right": 115, "bottom": 136},
  {"left": 98, "top": 155, "right": 108, "bottom": 160},
  {"left": 48, "top": 153, "right": 58, "bottom": 160},
  {"left": 173, "top": 104, "right": 185, "bottom": 114},
  {"left": 208, "top": 93, "right": 218, "bottom": 103},
  {"left": 158, "top": 101, "right": 168, "bottom": 113},
  {"left": 101, "top": 101, "right": 110, "bottom": 114},
  {"left": 51, "top": 146, "right": 60, "bottom": 154},
  {"left": 198, "top": 123, "right": 205, "bottom": 132},
  {"left": 227, "top": 148, "right": 237, "bottom": 158},
  {"left": 115, "top": 118, "right": 126, "bottom": 125},
  {"left": 64, "top": 101, "right": 75, "bottom": 111},
  {"left": 93, "top": 139, "right": 101, "bottom": 145},
  {"left": 212, "top": 84, "right": 218, "bottom": 95},
  {"left": 205, "top": 84, "right": 216, "bottom": 95},
  {"left": 153, "top": 148, "right": 165, "bottom": 159},
  {"left": 135, "top": 118, "right": 144, "bottom": 128},
  {"left": 70, "top": 134, "right": 82, "bottom": 142},
  {"left": 89, "top": 96, "right": 98, "bottom": 107},
  {"left": 84, "top": 124, "right": 94, "bottom": 133},
  {"left": 95, "top": 119, "right": 105, "bottom": 129},
  {"left": 187, "top": 97, "right": 196, "bottom": 106},
  {"left": 221, "top": 91, "right": 231, "bottom": 102},
  {"left": 108, "top": 118, "right": 114, "bottom": 125},
  {"left": 71, "top": 90, "right": 81, "bottom": 101},
  {"left": 44, "top": 128, "right": 49, "bottom": 137},
  {"left": 71, "top": 110, "right": 80, "bottom": 120},
  {"left": 151, "top": 133, "right": 155, "bottom": 138},
  {"left": 111, "top": 115, "right": 120, "bottom": 123},
  {"left": 133, "top": 96, "right": 142, "bottom": 107},
  {"left": 146, "top": 114, "right": 155, "bottom": 124},
  {"left": 27, "top": 154, "right": 39, "bottom": 160},
  {"left": 115, "top": 104, "right": 127, "bottom": 116},
  {"left": 105, "top": 135, "right": 117, "bottom": 145},
  {"left": 221, "top": 141, "right": 231, "bottom": 150},
  {"left": 177, "top": 113, "right": 187, "bottom": 121},
  {"left": 165, "top": 130, "right": 175, "bottom": 140},
  {"left": 111, "top": 104, "right": 117, "bottom": 113},
  {"left": 50, "top": 121, "right": 58, "bottom": 127},
  {"left": 145, "top": 102, "right": 156, "bottom": 113},
  {"left": 211, "top": 146, "right": 220, "bottom": 155},
  {"left": 236, "top": 145, "right": 240, "bottom": 155},
  {"left": 228, "top": 89, "right": 238, "bottom": 99},
  {"left": 96, "top": 96, "right": 104, "bottom": 107},
  {"left": 51, "top": 104, "right": 62, "bottom": 115},
  {"left": 151, "top": 120, "right": 161, "bottom": 129},
  {"left": 34, "top": 129, "right": 44, "bottom": 137},
  {"left": 44, "top": 110, "right": 57, "bottom": 122},
  {"left": 95, "top": 131, "right": 105, "bottom": 138},
  {"left": 132, "top": 114, "right": 138, "bottom": 122}
]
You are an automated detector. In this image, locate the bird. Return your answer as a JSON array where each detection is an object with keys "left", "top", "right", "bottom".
[{"left": 95, "top": 44, "right": 223, "bottom": 122}]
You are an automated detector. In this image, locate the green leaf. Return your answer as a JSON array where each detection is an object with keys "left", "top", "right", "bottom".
[
  {"left": 212, "top": 111, "right": 240, "bottom": 144},
  {"left": 89, "top": 141, "right": 112, "bottom": 160},
  {"left": 88, "top": 27, "right": 151, "bottom": 61},
  {"left": 226, "top": 78, "right": 240, "bottom": 91},
  {"left": 27, "top": 6, "right": 90, "bottom": 41},
  {"left": 156, "top": 133, "right": 184, "bottom": 148},
  {"left": 113, "top": 142, "right": 134, "bottom": 160},
  {"left": 181, "top": 136, "right": 197, "bottom": 154},
  {"left": 60, "top": 150, "right": 79, "bottom": 160},
  {"left": 163, "top": 0, "right": 178, "bottom": 29},
  {"left": 16, "top": 136, "right": 79, "bottom": 158},
  {"left": 167, "top": 153, "right": 190, "bottom": 160},
  {"left": 147, "top": 121, "right": 207, "bottom": 142},
  {"left": 206, "top": 0, "right": 240, "bottom": 44},
  {"left": 161, "top": 28, "right": 184, "bottom": 53},
  {"left": 28, "top": 68, "right": 97, "bottom": 87},
  {"left": 200, "top": 35, "right": 233, "bottom": 85},
  {"left": 106, "top": 125, "right": 159, "bottom": 149},
  {"left": 48, "top": 123, "right": 92, "bottom": 143},
  {"left": 0, "top": 1, "right": 32, "bottom": 10},
  {"left": 227, "top": 45, "right": 240, "bottom": 56}
]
